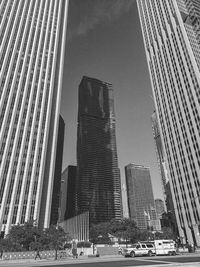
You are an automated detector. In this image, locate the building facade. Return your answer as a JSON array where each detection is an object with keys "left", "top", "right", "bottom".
[
  {"left": 155, "top": 199, "right": 165, "bottom": 219},
  {"left": 50, "top": 115, "right": 65, "bottom": 225},
  {"left": 64, "top": 165, "right": 77, "bottom": 221},
  {"left": 76, "top": 76, "right": 122, "bottom": 225},
  {"left": 0, "top": 0, "right": 69, "bottom": 234},
  {"left": 59, "top": 211, "right": 89, "bottom": 242},
  {"left": 137, "top": 0, "right": 200, "bottom": 245},
  {"left": 152, "top": 111, "right": 178, "bottom": 234},
  {"left": 151, "top": 111, "right": 169, "bottom": 200},
  {"left": 125, "top": 164, "right": 159, "bottom": 230},
  {"left": 59, "top": 167, "right": 68, "bottom": 222},
  {"left": 163, "top": 181, "right": 179, "bottom": 236}
]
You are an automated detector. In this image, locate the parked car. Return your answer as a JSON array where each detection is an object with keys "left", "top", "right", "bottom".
[{"left": 122, "top": 242, "right": 155, "bottom": 257}]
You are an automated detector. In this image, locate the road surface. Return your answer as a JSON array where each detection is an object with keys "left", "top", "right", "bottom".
[{"left": 0, "top": 254, "right": 200, "bottom": 267}]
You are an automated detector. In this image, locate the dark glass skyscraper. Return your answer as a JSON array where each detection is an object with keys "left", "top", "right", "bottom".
[
  {"left": 64, "top": 165, "right": 77, "bottom": 220},
  {"left": 50, "top": 115, "right": 65, "bottom": 225},
  {"left": 76, "top": 76, "right": 122, "bottom": 225}
]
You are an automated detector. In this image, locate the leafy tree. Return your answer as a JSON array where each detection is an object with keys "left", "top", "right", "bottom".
[
  {"left": 137, "top": 229, "right": 155, "bottom": 241},
  {"left": 6, "top": 221, "right": 42, "bottom": 251},
  {"left": 110, "top": 218, "right": 139, "bottom": 243},
  {"left": 136, "top": 227, "right": 176, "bottom": 242},
  {"left": 2, "top": 221, "right": 71, "bottom": 254},
  {"left": 155, "top": 227, "right": 175, "bottom": 240},
  {"left": 77, "top": 241, "right": 92, "bottom": 248},
  {"left": 0, "top": 238, "right": 18, "bottom": 252},
  {"left": 89, "top": 219, "right": 177, "bottom": 246},
  {"left": 89, "top": 222, "right": 111, "bottom": 244},
  {"left": 42, "top": 225, "right": 71, "bottom": 260},
  {"left": 89, "top": 219, "right": 140, "bottom": 246}
]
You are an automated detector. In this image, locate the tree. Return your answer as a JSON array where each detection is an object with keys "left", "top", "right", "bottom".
[
  {"left": 6, "top": 221, "right": 42, "bottom": 251},
  {"left": 89, "top": 219, "right": 140, "bottom": 246},
  {"left": 0, "top": 238, "right": 17, "bottom": 252},
  {"left": 2, "top": 221, "right": 71, "bottom": 254},
  {"left": 42, "top": 225, "right": 71, "bottom": 260},
  {"left": 77, "top": 241, "right": 92, "bottom": 248},
  {"left": 89, "top": 222, "right": 112, "bottom": 245},
  {"left": 110, "top": 218, "right": 140, "bottom": 244},
  {"left": 137, "top": 229, "right": 154, "bottom": 241},
  {"left": 155, "top": 227, "right": 175, "bottom": 240}
]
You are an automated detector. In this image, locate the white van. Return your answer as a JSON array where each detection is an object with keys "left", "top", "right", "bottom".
[
  {"left": 154, "top": 240, "right": 176, "bottom": 255},
  {"left": 122, "top": 242, "right": 156, "bottom": 257}
]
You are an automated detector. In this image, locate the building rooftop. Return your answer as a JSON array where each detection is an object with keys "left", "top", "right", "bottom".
[{"left": 126, "top": 163, "right": 150, "bottom": 169}]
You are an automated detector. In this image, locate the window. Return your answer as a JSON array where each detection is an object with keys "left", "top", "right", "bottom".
[{"left": 146, "top": 244, "right": 153, "bottom": 248}]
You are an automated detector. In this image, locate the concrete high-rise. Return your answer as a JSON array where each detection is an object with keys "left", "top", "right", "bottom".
[
  {"left": 151, "top": 111, "right": 168, "bottom": 200},
  {"left": 76, "top": 76, "right": 122, "bottom": 225},
  {"left": 125, "top": 164, "right": 158, "bottom": 230},
  {"left": 0, "top": 0, "right": 69, "bottom": 234},
  {"left": 137, "top": 0, "right": 200, "bottom": 245},
  {"left": 151, "top": 110, "right": 178, "bottom": 233},
  {"left": 155, "top": 199, "right": 165, "bottom": 219}
]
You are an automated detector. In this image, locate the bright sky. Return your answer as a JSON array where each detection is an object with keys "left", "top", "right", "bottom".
[{"left": 60, "top": 0, "right": 164, "bottom": 213}]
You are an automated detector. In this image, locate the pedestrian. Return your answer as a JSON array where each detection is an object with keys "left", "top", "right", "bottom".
[
  {"left": 0, "top": 249, "right": 3, "bottom": 260},
  {"left": 72, "top": 240, "right": 78, "bottom": 259},
  {"left": 72, "top": 248, "right": 78, "bottom": 258},
  {"left": 118, "top": 246, "right": 122, "bottom": 255},
  {"left": 79, "top": 251, "right": 84, "bottom": 256},
  {"left": 35, "top": 248, "right": 41, "bottom": 260},
  {"left": 188, "top": 244, "right": 192, "bottom": 253},
  {"left": 191, "top": 243, "right": 196, "bottom": 252}
]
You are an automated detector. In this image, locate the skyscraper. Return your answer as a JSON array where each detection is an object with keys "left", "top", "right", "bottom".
[
  {"left": 155, "top": 199, "right": 165, "bottom": 219},
  {"left": 151, "top": 110, "right": 178, "bottom": 233},
  {"left": 76, "top": 76, "right": 122, "bottom": 225},
  {"left": 64, "top": 165, "right": 77, "bottom": 221},
  {"left": 50, "top": 115, "right": 65, "bottom": 225},
  {"left": 151, "top": 111, "right": 168, "bottom": 200},
  {"left": 125, "top": 163, "right": 158, "bottom": 230},
  {"left": 137, "top": 0, "right": 200, "bottom": 245},
  {"left": 0, "top": 0, "right": 68, "bottom": 234}
]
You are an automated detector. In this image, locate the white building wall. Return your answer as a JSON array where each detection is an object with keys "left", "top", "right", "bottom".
[
  {"left": 0, "top": 0, "right": 68, "bottom": 234},
  {"left": 137, "top": 0, "right": 200, "bottom": 245}
]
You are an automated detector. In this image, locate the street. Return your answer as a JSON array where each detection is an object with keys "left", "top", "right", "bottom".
[{"left": 0, "top": 254, "right": 200, "bottom": 267}]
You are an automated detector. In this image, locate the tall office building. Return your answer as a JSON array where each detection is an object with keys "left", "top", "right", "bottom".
[
  {"left": 137, "top": 0, "right": 200, "bottom": 245},
  {"left": 151, "top": 110, "right": 178, "bottom": 232},
  {"left": 163, "top": 181, "right": 179, "bottom": 236},
  {"left": 59, "top": 165, "right": 77, "bottom": 222},
  {"left": 59, "top": 167, "right": 69, "bottom": 222},
  {"left": 76, "top": 76, "right": 122, "bottom": 225},
  {"left": 125, "top": 164, "right": 158, "bottom": 230},
  {"left": 50, "top": 115, "right": 65, "bottom": 225},
  {"left": 155, "top": 199, "right": 165, "bottom": 219},
  {"left": 0, "top": 0, "right": 68, "bottom": 234},
  {"left": 64, "top": 165, "right": 77, "bottom": 221},
  {"left": 151, "top": 111, "right": 168, "bottom": 199}
]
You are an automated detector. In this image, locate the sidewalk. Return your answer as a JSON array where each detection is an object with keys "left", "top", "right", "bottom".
[
  {"left": 177, "top": 247, "right": 200, "bottom": 254},
  {"left": 0, "top": 253, "right": 199, "bottom": 267},
  {"left": 0, "top": 255, "right": 112, "bottom": 267}
]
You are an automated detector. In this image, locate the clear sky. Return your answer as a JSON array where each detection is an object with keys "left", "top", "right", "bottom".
[{"left": 60, "top": 0, "right": 164, "bottom": 211}]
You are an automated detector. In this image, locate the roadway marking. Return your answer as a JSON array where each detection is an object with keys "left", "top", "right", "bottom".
[{"left": 127, "top": 257, "right": 175, "bottom": 264}]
